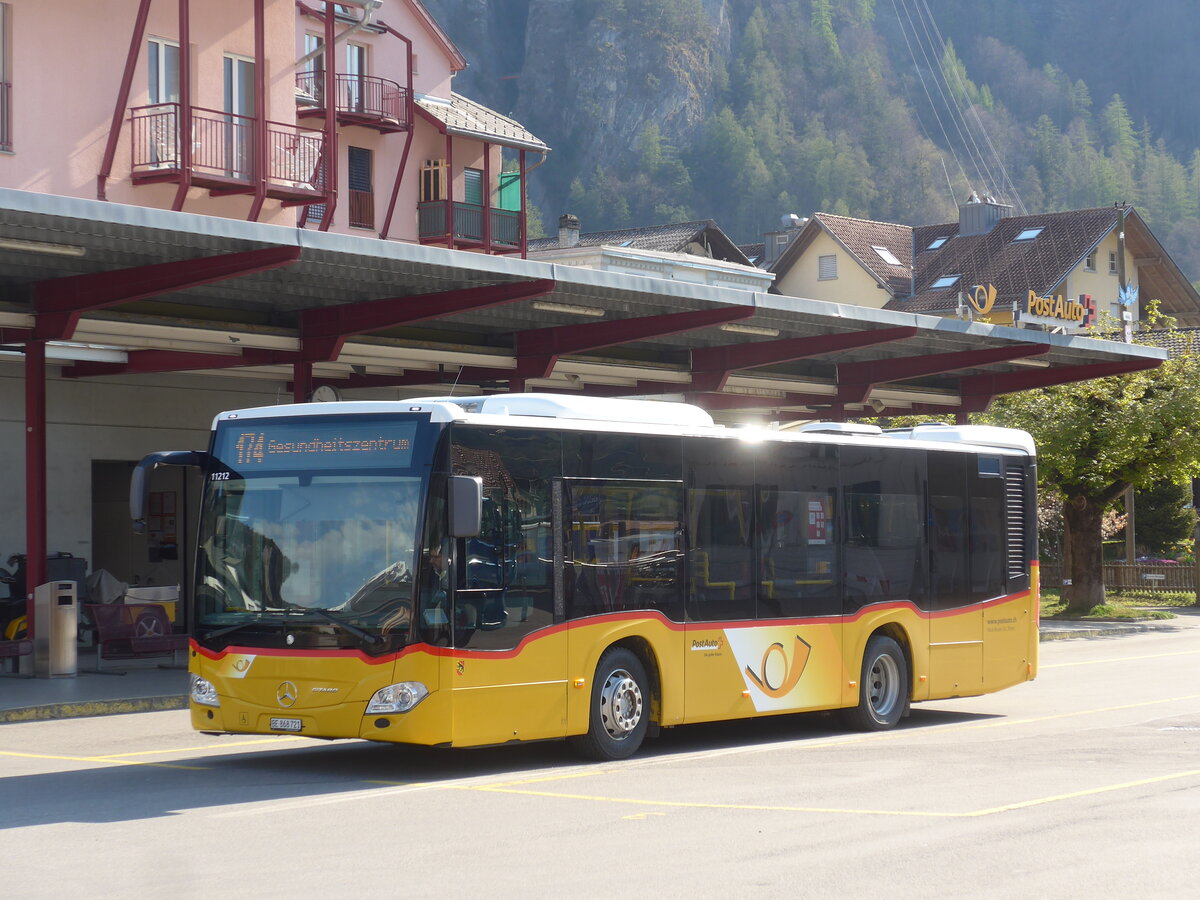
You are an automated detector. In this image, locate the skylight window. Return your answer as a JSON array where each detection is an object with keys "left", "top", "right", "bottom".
[
  {"left": 926, "top": 237, "right": 948, "bottom": 250},
  {"left": 872, "top": 245, "right": 902, "bottom": 266},
  {"left": 1014, "top": 227, "right": 1043, "bottom": 242},
  {"left": 930, "top": 274, "right": 961, "bottom": 290}
]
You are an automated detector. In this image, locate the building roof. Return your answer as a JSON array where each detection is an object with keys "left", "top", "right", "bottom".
[
  {"left": 889, "top": 206, "right": 1200, "bottom": 323},
  {"left": 738, "top": 242, "right": 765, "bottom": 266},
  {"left": 770, "top": 213, "right": 913, "bottom": 294},
  {"left": 893, "top": 206, "right": 1120, "bottom": 314},
  {"left": 0, "top": 188, "right": 1166, "bottom": 422},
  {"left": 415, "top": 92, "right": 548, "bottom": 152},
  {"left": 769, "top": 204, "right": 1200, "bottom": 326},
  {"left": 529, "top": 220, "right": 752, "bottom": 266}
]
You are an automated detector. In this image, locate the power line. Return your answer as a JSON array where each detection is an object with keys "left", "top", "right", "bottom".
[
  {"left": 916, "top": 0, "right": 1026, "bottom": 214},
  {"left": 888, "top": 0, "right": 970, "bottom": 197}
]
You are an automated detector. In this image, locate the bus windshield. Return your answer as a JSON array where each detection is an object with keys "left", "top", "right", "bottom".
[{"left": 194, "top": 415, "right": 433, "bottom": 653}]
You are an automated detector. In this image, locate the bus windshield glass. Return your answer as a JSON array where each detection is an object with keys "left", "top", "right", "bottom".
[{"left": 195, "top": 416, "right": 433, "bottom": 652}]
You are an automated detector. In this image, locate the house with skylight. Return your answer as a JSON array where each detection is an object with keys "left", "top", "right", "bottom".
[{"left": 768, "top": 201, "right": 1200, "bottom": 329}]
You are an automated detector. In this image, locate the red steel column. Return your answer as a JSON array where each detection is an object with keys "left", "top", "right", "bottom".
[
  {"left": 247, "top": 0, "right": 268, "bottom": 221},
  {"left": 445, "top": 132, "right": 453, "bottom": 248},
  {"left": 293, "top": 361, "right": 313, "bottom": 403},
  {"left": 318, "top": 3, "right": 338, "bottom": 231},
  {"left": 172, "top": 0, "right": 193, "bottom": 211},
  {"left": 98, "top": 0, "right": 153, "bottom": 200},
  {"left": 24, "top": 340, "right": 47, "bottom": 631},
  {"left": 482, "top": 140, "right": 491, "bottom": 252},
  {"left": 519, "top": 149, "right": 527, "bottom": 258}
]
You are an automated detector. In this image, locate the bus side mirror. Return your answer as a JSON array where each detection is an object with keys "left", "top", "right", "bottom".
[
  {"left": 449, "top": 476, "right": 483, "bottom": 538},
  {"left": 130, "top": 450, "right": 208, "bottom": 533}
]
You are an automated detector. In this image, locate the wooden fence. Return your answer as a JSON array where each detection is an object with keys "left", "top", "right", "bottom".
[{"left": 1039, "top": 563, "right": 1196, "bottom": 592}]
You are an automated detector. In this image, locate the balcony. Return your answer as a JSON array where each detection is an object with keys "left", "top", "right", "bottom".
[
  {"left": 295, "top": 72, "right": 410, "bottom": 134},
  {"left": 0, "top": 82, "right": 10, "bottom": 152},
  {"left": 419, "top": 201, "right": 522, "bottom": 251},
  {"left": 130, "top": 103, "right": 327, "bottom": 203}
]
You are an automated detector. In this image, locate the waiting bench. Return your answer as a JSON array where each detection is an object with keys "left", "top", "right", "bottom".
[
  {"left": 0, "top": 638, "right": 32, "bottom": 674},
  {"left": 86, "top": 603, "right": 188, "bottom": 671}
]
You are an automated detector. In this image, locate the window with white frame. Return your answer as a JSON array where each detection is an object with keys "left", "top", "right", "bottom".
[
  {"left": 926, "top": 236, "right": 948, "bottom": 250},
  {"left": 872, "top": 245, "right": 901, "bottom": 266},
  {"left": 818, "top": 254, "right": 837, "bottom": 280},
  {"left": 148, "top": 37, "right": 180, "bottom": 105},
  {"left": 930, "top": 274, "right": 961, "bottom": 290},
  {"left": 346, "top": 42, "right": 367, "bottom": 111},
  {"left": 1085, "top": 250, "right": 1097, "bottom": 271},
  {"left": 1109, "top": 251, "right": 1119, "bottom": 275}
]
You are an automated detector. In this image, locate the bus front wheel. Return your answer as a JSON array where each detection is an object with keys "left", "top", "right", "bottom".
[
  {"left": 570, "top": 647, "right": 649, "bottom": 760},
  {"left": 843, "top": 635, "right": 908, "bottom": 731}
]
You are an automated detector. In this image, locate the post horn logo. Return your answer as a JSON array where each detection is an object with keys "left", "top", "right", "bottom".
[
  {"left": 968, "top": 283, "right": 997, "bottom": 316},
  {"left": 745, "top": 636, "right": 812, "bottom": 699}
]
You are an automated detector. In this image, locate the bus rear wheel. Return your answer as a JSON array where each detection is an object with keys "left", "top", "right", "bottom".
[
  {"left": 570, "top": 647, "right": 650, "bottom": 760},
  {"left": 843, "top": 635, "right": 908, "bottom": 731}
]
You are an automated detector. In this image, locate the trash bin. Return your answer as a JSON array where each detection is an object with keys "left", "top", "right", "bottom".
[{"left": 33, "top": 581, "right": 77, "bottom": 678}]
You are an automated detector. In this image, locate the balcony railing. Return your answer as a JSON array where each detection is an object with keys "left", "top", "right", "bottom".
[
  {"left": 419, "top": 201, "right": 522, "bottom": 249},
  {"left": 0, "top": 82, "right": 11, "bottom": 152},
  {"left": 296, "top": 72, "right": 410, "bottom": 132},
  {"left": 131, "top": 103, "right": 326, "bottom": 199}
]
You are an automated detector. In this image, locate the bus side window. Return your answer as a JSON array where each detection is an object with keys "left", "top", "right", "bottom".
[
  {"left": 840, "top": 446, "right": 925, "bottom": 612},
  {"left": 685, "top": 436, "right": 757, "bottom": 622}
]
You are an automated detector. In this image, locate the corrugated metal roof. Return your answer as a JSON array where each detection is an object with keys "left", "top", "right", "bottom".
[
  {"left": 415, "top": 92, "right": 548, "bottom": 152},
  {"left": 529, "top": 220, "right": 752, "bottom": 266},
  {"left": 0, "top": 189, "right": 1165, "bottom": 416}
]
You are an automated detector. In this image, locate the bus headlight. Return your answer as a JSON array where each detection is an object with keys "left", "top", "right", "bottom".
[
  {"left": 366, "top": 682, "right": 429, "bottom": 714},
  {"left": 190, "top": 674, "right": 221, "bottom": 707}
]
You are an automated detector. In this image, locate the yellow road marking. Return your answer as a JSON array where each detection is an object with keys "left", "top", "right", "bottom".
[
  {"left": 454, "top": 768, "right": 1200, "bottom": 819},
  {"left": 0, "top": 749, "right": 206, "bottom": 771},
  {"left": 98, "top": 737, "right": 306, "bottom": 758},
  {"left": 1042, "top": 649, "right": 1200, "bottom": 669}
]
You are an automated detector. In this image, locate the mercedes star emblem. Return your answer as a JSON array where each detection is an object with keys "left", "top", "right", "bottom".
[{"left": 276, "top": 681, "right": 298, "bottom": 708}]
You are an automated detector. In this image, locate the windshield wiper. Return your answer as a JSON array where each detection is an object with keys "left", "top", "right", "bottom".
[
  {"left": 203, "top": 616, "right": 287, "bottom": 642},
  {"left": 289, "top": 608, "right": 385, "bottom": 647}
]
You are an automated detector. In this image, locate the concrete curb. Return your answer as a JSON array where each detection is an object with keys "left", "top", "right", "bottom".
[
  {"left": 0, "top": 694, "right": 187, "bottom": 724},
  {"left": 1039, "top": 622, "right": 1177, "bottom": 641}
]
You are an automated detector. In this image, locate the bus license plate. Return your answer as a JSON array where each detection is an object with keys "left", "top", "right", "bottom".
[{"left": 270, "top": 717, "right": 302, "bottom": 732}]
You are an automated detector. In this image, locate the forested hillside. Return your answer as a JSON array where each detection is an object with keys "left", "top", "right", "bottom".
[{"left": 424, "top": 0, "right": 1200, "bottom": 281}]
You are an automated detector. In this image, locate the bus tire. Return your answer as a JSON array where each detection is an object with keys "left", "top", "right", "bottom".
[
  {"left": 570, "top": 647, "right": 650, "bottom": 760},
  {"left": 843, "top": 635, "right": 908, "bottom": 731}
]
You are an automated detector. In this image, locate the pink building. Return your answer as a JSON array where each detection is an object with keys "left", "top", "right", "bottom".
[{"left": 0, "top": 0, "right": 547, "bottom": 254}]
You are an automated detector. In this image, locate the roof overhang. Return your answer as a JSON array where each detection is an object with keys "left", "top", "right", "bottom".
[{"left": 0, "top": 189, "right": 1166, "bottom": 421}]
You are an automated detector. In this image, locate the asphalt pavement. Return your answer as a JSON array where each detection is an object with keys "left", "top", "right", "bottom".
[{"left": 0, "top": 614, "right": 1193, "bottom": 724}]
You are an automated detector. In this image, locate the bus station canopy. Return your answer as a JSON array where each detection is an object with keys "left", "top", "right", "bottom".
[{"left": 0, "top": 188, "right": 1166, "bottom": 421}]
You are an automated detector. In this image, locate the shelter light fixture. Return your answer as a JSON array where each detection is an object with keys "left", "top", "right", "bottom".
[
  {"left": 1010, "top": 357, "right": 1051, "bottom": 368},
  {"left": 0, "top": 237, "right": 87, "bottom": 257},
  {"left": 719, "top": 323, "right": 780, "bottom": 337},
  {"left": 530, "top": 300, "right": 606, "bottom": 318}
]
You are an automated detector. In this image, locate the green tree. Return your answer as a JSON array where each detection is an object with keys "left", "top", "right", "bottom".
[
  {"left": 1132, "top": 479, "right": 1195, "bottom": 558},
  {"left": 982, "top": 316, "right": 1200, "bottom": 612}
]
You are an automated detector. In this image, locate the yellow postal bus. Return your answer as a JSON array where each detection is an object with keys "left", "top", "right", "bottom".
[{"left": 134, "top": 394, "right": 1038, "bottom": 759}]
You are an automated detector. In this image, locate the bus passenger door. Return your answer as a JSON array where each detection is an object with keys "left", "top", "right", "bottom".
[
  {"left": 563, "top": 479, "right": 687, "bottom": 732},
  {"left": 928, "top": 452, "right": 984, "bottom": 697},
  {"left": 448, "top": 429, "right": 566, "bottom": 747}
]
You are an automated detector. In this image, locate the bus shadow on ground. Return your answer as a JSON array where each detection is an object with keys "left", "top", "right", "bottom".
[{"left": 2, "top": 708, "right": 1001, "bottom": 830}]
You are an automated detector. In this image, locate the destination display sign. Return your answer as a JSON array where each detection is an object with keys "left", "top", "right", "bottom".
[{"left": 213, "top": 419, "right": 418, "bottom": 472}]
